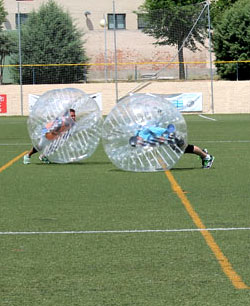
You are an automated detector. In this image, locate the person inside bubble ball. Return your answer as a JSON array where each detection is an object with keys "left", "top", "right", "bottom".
[
  {"left": 129, "top": 123, "right": 214, "bottom": 169},
  {"left": 23, "top": 109, "right": 76, "bottom": 164}
]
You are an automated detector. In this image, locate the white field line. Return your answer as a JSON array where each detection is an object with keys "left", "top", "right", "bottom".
[
  {"left": 0, "top": 121, "right": 26, "bottom": 124},
  {"left": 1, "top": 227, "right": 250, "bottom": 235},
  {"left": 193, "top": 140, "right": 250, "bottom": 143},
  {"left": 0, "top": 143, "right": 31, "bottom": 146},
  {"left": 198, "top": 114, "right": 217, "bottom": 121}
]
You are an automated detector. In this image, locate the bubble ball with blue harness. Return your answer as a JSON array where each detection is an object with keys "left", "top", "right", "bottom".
[{"left": 102, "top": 93, "right": 188, "bottom": 172}]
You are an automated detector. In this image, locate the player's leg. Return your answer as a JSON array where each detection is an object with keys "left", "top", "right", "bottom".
[
  {"left": 184, "top": 144, "right": 214, "bottom": 168},
  {"left": 38, "top": 155, "right": 50, "bottom": 164},
  {"left": 23, "top": 147, "right": 38, "bottom": 164},
  {"left": 37, "top": 137, "right": 51, "bottom": 163}
]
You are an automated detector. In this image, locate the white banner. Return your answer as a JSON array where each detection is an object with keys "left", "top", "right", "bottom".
[
  {"left": 28, "top": 94, "right": 40, "bottom": 113},
  {"left": 155, "top": 93, "right": 203, "bottom": 112},
  {"left": 89, "top": 93, "right": 102, "bottom": 111}
]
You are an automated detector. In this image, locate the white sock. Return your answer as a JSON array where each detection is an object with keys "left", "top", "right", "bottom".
[{"left": 204, "top": 154, "right": 210, "bottom": 160}]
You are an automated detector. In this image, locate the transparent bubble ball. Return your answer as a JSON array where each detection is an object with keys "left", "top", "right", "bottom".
[
  {"left": 102, "top": 93, "right": 188, "bottom": 172},
  {"left": 28, "top": 88, "right": 102, "bottom": 163}
]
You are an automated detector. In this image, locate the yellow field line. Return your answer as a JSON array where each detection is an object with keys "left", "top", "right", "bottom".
[
  {"left": 0, "top": 151, "right": 28, "bottom": 174},
  {"left": 1, "top": 151, "right": 249, "bottom": 289},
  {"left": 165, "top": 169, "right": 250, "bottom": 290}
]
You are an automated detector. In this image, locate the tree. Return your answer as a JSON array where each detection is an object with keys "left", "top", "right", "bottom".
[
  {"left": 138, "top": 0, "right": 208, "bottom": 79},
  {"left": 0, "top": 0, "right": 17, "bottom": 84},
  {"left": 11, "top": 0, "right": 89, "bottom": 84},
  {"left": 212, "top": 0, "right": 250, "bottom": 80},
  {"left": 0, "top": 0, "right": 7, "bottom": 30},
  {"left": 210, "top": 0, "right": 239, "bottom": 25},
  {"left": 0, "top": 32, "right": 17, "bottom": 84}
]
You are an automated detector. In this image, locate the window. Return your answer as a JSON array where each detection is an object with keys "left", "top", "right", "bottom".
[
  {"left": 15, "top": 13, "right": 29, "bottom": 28},
  {"left": 137, "top": 14, "right": 148, "bottom": 30},
  {"left": 108, "top": 14, "right": 126, "bottom": 30}
]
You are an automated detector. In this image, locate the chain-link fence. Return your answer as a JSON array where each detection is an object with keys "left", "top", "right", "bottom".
[
  {"left": 1, "top": 2, "right": 212, "bottom": 84},
  {"left": 2, "top": 1, "right": 250, "bottom": 85}
]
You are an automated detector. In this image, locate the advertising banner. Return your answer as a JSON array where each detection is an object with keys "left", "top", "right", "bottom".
[
  {"left": 28, "top": 94, "right": 40, "bottom": 113},
  {"left": 163, "top": 93, "right": 203, "bottom": 112},
  {"left": 0, "top": 94, "right": 7, "bottom": 113}
]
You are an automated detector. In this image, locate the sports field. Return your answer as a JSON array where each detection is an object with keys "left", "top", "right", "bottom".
[{"left": 1, "top": 114, "right": 250, "bottom": 306}]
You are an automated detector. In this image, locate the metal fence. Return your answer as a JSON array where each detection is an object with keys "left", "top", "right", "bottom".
[{"left": 1, "top": 1, "right": 249, "bottom": 114}]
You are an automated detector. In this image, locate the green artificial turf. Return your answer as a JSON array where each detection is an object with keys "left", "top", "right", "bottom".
[{"left": 0, "top": 114, "right": 250, "bottom": 305}]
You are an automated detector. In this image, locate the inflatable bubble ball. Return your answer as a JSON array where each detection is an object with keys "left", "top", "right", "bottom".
[
  {"left": 102, "top": 93, "right": 188, "bottom": 172},
  {"left": 27, "top": 88, "right": 102, "bottom": 163}
]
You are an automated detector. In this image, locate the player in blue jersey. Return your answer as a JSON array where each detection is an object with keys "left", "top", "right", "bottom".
[{"left": 129, "top": 123, "right": 214, "bottom": 169}]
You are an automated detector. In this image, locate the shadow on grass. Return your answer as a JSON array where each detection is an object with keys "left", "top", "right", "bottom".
[
  {"left": 171, "top": 167, "right": 198, "bottom": 171},
  {"left": 109, "top": 167, "right": 200, "bottom": 173},
  {"left": 35, "top": 161, "right": 112, "bottom": 166},
  {"left": 34, "top": 163, "right": 201, "bottom": 171}
]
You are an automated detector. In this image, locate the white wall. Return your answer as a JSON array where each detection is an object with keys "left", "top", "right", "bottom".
[{"left": 1, "top": 81, "right": 249, "bottom": 116}]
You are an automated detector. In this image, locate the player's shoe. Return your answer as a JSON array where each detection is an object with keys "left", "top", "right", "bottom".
[
  {"left": 39, "top": 155, "right": 50, "bottom": 164},
  {"left": 23, "top": 154, "right": 30, "bottom": 164},
  {"left": 201, "top": 148, "right": 208, "bottom": 167},
  {"left": 203, "top": 155, "right": 214, "bottom": 169}
]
